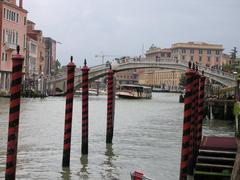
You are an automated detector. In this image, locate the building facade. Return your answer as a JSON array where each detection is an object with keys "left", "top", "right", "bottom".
[
  {"left": 145, "top": 44, "right": 171, "bottom": 59},
  {"left": 0, "top": 0, "right": 27, "bottom": 93},
  {"left": 44, "top": 37, "right": 56, "bottom": 76},
  {"left": 171, "top": 42, "right": 224, "bottom": 68},
  {"left": 139, "top": 69, "right": 182, "bottom": 90}
]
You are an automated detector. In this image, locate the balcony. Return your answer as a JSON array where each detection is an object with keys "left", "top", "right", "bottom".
[{"left": 4, "top": 42, "right": 17, "bottom": 51}]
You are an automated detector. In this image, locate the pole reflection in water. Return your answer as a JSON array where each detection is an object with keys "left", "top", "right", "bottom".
[
  {"left": 80, "top": 155, "right": 89, "bottom": 179},
  {"left": 61, "top": 167, "right": 72, "bottom": 180},
  {"left": 100, "top": 143, "right": 119, "bottom": 180}
]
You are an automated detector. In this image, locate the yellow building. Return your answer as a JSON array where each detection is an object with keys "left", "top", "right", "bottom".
[
  {"left": 139, "top": 69, "right": 183, "bottom": 89},
  {"left": 171, "top": 42, "right": 224, "bottom": 68}
]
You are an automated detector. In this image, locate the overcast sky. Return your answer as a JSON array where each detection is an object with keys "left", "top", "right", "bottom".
[{"left": 24, "top": 0, "right": 240, "bottom": 66}]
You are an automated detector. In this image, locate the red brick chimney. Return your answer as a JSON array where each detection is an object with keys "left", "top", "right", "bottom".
[{"left": 19, "top": 0, "right": 23, "bottom": 8}]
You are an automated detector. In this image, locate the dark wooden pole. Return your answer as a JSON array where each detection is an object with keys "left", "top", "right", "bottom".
[
  {"left": 62, "top": 56, "right": 76, "bottom": 167},
  {"left": 5, "top": 46, "right": 24, "bottom": 180}
]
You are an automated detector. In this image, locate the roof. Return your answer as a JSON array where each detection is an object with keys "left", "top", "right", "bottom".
[{"left": 120, "top": 84, "right": 151, "bottom": 89}]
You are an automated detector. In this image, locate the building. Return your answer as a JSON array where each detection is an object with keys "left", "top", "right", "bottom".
[
  {"left": 139, "top": 69, "right": 182, "bottom": 90},
  {"left": 44, "top": 37, "right": 56, "bottom": 76},
  {"left": 145, "top": 44, "right": 171, "bottom": 59},
  {"left": 0, "top": 0, "right": 27, "bottom": 93},
  {"left": 26, "top": 20, "right": 45, "bottom": 76},
  {"left": 171, "top": 42, "right": 224, "bottom": 68}
]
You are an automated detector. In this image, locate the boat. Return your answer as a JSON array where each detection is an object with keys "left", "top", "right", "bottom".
[{"left": 116, "top": 84, "right": 152, "bottom": 99}]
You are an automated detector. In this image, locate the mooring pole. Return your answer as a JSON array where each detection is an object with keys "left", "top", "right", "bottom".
[
  {"left": 197, "top": 72, "right": 206, "bottom": 150},
  {"left": 62, "top": 56, "right": 76, "bottom": 167},
  {"left": 82, "top": 59, "right": 89, "bottom": 154},
  {"left": 5, "top": 46, "right": 24, "bottom": 180},
  {"left": 187, "top": 63, "right": 196, "bottom": 175},
  {"left": 193, "top": 69, "right": 200, "bottom": 167},
  {"left": 180, "top": 62, "right": 194, "bottom": 180},
  {"left": 106, "top": 66, "right": 114, "bottom": 144}
]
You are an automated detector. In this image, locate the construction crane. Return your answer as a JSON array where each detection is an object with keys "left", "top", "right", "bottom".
[{"left": 95, "top": 53, "right": 120, "bottom": 64}]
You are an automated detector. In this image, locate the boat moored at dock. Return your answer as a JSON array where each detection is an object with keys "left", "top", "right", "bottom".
[{"left": 116, "top": 84, "right": 152, "bottom": 99}]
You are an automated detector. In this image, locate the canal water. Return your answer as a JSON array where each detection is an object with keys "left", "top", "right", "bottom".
[{"left": 0, "top": 93, "right": 235, "bottom": 180}]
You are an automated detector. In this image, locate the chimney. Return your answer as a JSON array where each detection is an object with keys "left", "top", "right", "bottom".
[{"left": 19, "top": 0, "right": 23, "bottom": 8}]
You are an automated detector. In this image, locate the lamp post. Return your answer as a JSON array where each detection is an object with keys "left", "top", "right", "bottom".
[{"left": 41, "top": 72, "right": 44, "bottom": 97}]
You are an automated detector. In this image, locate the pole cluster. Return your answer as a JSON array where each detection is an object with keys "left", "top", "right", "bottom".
[
  {"left": 179, "top": 62, "right": 206, "bottom": 180},
  {"left": 4, "top": 52, "right": 116, "bottom": 177}
]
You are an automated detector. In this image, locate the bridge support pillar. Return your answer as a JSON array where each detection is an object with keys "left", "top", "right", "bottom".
[
  {"left": 106, "top": 68, "right": 115, "bottom": 144},
  {"left": 81, "top": 59, "right": 89, "bottom": 155},
  {"left": 62, "top": 57, "right": 76, "bottom": 167}
]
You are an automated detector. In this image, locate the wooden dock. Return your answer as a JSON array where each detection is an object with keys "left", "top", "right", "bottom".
[{"left": 194, "top": 136, "right": 237, "bottom": 180}]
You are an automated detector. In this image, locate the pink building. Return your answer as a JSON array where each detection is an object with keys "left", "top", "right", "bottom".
[{"left": 0, "top": 0, "right": 27, "bottom": 93}]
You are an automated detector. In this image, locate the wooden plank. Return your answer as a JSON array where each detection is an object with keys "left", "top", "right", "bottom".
[
  {"left": 198, "top": 156, "right": 235, "bottom": 161},
  {"left": 194, "top": 170, "right": 231, "bottom": 177},
  {"left": 196, "top": 163, "right": 233, "bottom": 169},
  {"left": 199, "top": 149, "right": 237, "bottom": 155}
]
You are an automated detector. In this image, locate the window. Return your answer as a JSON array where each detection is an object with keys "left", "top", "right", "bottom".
[
  {"left": 182, "top": 49, "right": 186, "bottom": 54},
  {"left": 16, "top": 14, "right": 19, "bottom": 23},
  {"left": 182, "top": 55, "right": 185, "bottom": 60},
  {"left": 199, "top": 49, "right": 203, "bottom": 54},
  {"left": 190, "top": 49, "right": 194, "bottom": 54},
  {"left": 216, "top": 50, "right": 220, "bottom": 55},
  {"left": 16, "top": 32, "right": 18, "bottom": 44},
  {"left": 23, "top": 34, "right": 26, "bottom": 48},
  {"left": 216, "top": 57, "right": 219, "bottom": 62},
  {"left": 3, "top": 29, "right": 5, "bottom": 43},
  {"left": 208, "top": 56, "right": 211, "bottom": 62},
  {"left": 207, "top": 49, "right": 211, "bottom": 55},
  {"left": 5, "top": 54, "right": 7, "bottom": 61},
  {"left": 199, "top": 56, "right": 202, "bottom": 62},
  {"left": 2, "top": 53, "right": 4, "bottom": 61},
  {"left": 191, "top": 56, "right": 194, "bottom": 61},
  {"left": 24, "top": 17, "right": 27, "bottom": 25},
  {"left": 4, "top": 8, "right": 6, "bottom": 18}
]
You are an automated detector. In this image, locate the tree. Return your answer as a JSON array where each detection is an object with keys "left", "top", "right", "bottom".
[
  {"left": 230, "top": 47, "right": 238, "bottom": 72},
  {"left": 179, "top": 74, "right": 185, "bottom": 89},
  {"left": 54, "top": 59, "right": 61, "bottom": 74},
  {"left": 230, "top": 47, "right": 237, "bottom": 60}
]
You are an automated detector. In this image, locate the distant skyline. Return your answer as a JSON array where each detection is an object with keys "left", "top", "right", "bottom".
[{"left": 24, "top": 0, "right": 240, "bottom": 66}]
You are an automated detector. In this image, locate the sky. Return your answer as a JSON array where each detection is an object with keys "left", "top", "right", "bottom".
[{"left": 24, "top": 0, "right": 240, "bottom": 67}]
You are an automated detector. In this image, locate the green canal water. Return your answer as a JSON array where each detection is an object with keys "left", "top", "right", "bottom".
[{"left": 0, "top": 93, "right": 235, "bottom": 179}]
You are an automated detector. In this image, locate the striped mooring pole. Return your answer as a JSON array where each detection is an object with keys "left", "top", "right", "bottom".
[
  {"left": 62, "top": 56, "right": 76, "bottom": 167},
  {"left": 81, "top": 59, "right": 89, "bottom": 155},
  {"left": 106, "top": 66, "right": 114, "bottom": 144},
  {"left": 193, "top": 70, "right": 200, "bottom": 167},
  {"left": 5, "top": 46, "right": 24, "bottom": 180},
  {"left": 179, "top": 62, "right": 194, "bottom": 180},
  {"left": 197, "top": 72, "right": 206, "bottom": 149},
  {"left": 188, "top": 64, "right": 196, "bottom": 175}
]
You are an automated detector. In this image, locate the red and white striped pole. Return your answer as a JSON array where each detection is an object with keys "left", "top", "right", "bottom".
[
  {"left": 179, "top": 62, "right": 194, "bottom": 180},
  {"left": 62, "top": 56, "right": 76, "bottom": 167},
  {"left": 81, "top": 59, "right": 89, "bottom": 155},
  {"left": 5, "top": 46, "right": 24, "bottom": 180},
  {"left": 106, "top": 66, "right": 114, "bottom": 144}
]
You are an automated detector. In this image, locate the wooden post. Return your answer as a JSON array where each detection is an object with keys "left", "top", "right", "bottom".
[
  {"left": 81, "top": 59, "right": 89, "bottom": 154},
  {"left": 5, "top": 46, "right": 24, "bottom": 180},
  {"left": 62, "top": 56, "right": 76, "bottom": 167},
  {"left": 106, "top": 67, "right": 114, "bottom": 144},
  {"left": 179, "top": 66, "right": 194, "bottom": 180}
]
